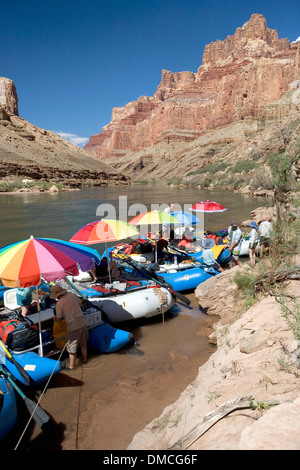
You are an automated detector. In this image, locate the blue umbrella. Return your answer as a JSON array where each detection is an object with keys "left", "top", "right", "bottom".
[{"left": 170, "top": 211, "right": 200, "bottom": 226}]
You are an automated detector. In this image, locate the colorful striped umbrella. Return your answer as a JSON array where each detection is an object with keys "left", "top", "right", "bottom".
[
  {"left": 129, "top": 210, "right": 181, "bottom": 263},
  {"left": 70, "top": 219, "right": 139, "bottom": 283},
  {"left": 0, "top": 237, "right": 101, "bottom": 288},
  {"left": 69, "top": 219, "right": 139, "bottom": 244},
  {"left": 129, "top": 210, "right": 180, "bottom": 226}
]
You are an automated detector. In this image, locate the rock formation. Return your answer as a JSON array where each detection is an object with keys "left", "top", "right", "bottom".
[
  {"left": 84, "top": 14, "right": 300, "bottom": 173},
  {"left": 0, "top": 77, "right": 19, "bottom": 115},
  {"left": 0, "top": 76, "right": 130, "bottom": 186},
  {"left": 0, "top": 106, "right": 129, "bottom": 187}
]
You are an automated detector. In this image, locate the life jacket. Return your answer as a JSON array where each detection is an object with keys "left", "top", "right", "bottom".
[
  {"left": 115, "top": 243, "right": 134, "bottom": 255},
  {"left": 206, "top": 233, "right": 223, "bottom": 245}
]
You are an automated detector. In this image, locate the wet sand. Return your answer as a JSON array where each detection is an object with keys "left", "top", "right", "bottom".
[{"left": 4, "top": 294, "right": 216, "bottom": 451}]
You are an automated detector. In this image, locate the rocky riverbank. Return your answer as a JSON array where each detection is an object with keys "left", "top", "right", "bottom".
[
  {"left": 128, "top": 261, "right": 300, "bottom": 450},
  {"left": 127, "top": 206, "right": 300, "bottom": 450}
]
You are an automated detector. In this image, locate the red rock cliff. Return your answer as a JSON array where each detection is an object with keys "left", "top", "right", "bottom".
[{"left": 84, "top": 14, "right": 300, "bottom": 160}]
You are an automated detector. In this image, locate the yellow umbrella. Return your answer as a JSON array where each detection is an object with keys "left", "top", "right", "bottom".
[{"left": 129, "top": 210, "right": 181, "bottom": 262}]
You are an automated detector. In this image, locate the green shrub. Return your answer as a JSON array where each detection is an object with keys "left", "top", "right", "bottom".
[
  {"left": 229, "top": 159, "right": 257, "bottom": 174},
  {"left": 187, "top": 161, "right": 229, "bottom": 176},
  {"left": 233, "top": 271, "right": 257, "bottom": 310},
  {"left": 250, "top": 168, "right": 274, "bottom": 190}
]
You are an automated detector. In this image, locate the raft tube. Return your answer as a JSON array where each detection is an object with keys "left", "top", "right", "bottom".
[
  {"left": 0, "top": 375, "right": 17, "bottom": 440},
  {"left": 157, "top": 266, "right": 218, "bottom": 292},
  {"left": 88, "top": 322, "right": 134, "bottom": 353},
  {"left": 191, "top": 247, "right": 231, "bottom": 264},
  {"left": 2, "top": 351, "right": 65, "bottom": 386}
]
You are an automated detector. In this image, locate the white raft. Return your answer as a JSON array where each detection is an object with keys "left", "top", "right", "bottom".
[{"left": 65, "top": 277, "right": 175, "bottom": 323}]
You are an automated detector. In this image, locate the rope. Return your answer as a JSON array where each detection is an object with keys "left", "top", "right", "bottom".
[
  {"left": 75, "top": 364, "right": 85, "bottom": 450},
  {"left": 14, "top": 344, "right": 66, "bottom": 450}
]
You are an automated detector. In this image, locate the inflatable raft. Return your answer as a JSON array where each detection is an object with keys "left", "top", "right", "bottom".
[
  {"left": 0, "top": 374, "right": 17, "bottom": 441},
  {"left": 156, "top": 265, "right": 218, "bottom": 291},
  {"left": 0, "top": 351, "right": 65, "bottom": 387},
  {"left": 88, "top": 322, "right": 134, "bottom": 353},
  {"left": 122, "top": 250, "right": 221, "bottom": 292},
  {"left": 186, "top": 245, "right": 231, "bottom": 264},
  {"left": 1, "top": 293, "right": 135, "bottom": 361},
  {"left": 78, "top": 282, "right": 175, "bottom": 323}
]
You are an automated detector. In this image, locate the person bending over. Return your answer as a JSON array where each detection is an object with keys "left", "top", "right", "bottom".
[{"left": 50, "top": 284, "right": 87, "bottom": 370}]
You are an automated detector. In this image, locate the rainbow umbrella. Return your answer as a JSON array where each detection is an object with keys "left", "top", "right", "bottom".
[
  {"left": 69, "top": 219, "right": 139, "bottom": 245},
  {"left": 129, "top": 210, "right": 180, "bottom": 226},
  {"left": 0, "top": 237, "right": 101, "bottom": 355},
  {"left": 0, "top": 237, "right": 101, "bottom": 288},
  {"left": 70, "top": 219, "right": 139, "bottom": 283},
  {"left": 129, "top": 210, "right": 181, "bottom": 262}
]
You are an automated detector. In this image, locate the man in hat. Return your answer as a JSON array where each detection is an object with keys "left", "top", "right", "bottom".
[
  {"left": 227, "top": 221, "right": 242, "bottom": 267},
  {"left": 50, "top": 284, "right": 87, "bottom": 370},
  {"left": 202, "top": 239, "right": 224, "bottom": 273},
  {"left": 248, "top": 221, "right": 259, "bottom": 266}
]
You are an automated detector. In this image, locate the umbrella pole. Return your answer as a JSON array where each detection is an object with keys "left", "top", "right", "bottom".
[
  {"left": 155, "top": 225, "right": 159, "bottom": 263},
  {"left": 35, "top": 286, "right": 43, "bottom": 357},
  {"left": 105, "top": 242, "right": 112, "bottom": 284}
]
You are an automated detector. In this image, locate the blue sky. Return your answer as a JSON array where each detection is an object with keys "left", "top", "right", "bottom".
[{"left": 2, "top": 0, "right": 299, "bottom": 147}]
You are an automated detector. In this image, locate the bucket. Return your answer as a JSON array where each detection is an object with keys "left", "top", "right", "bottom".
[{"left": 53, "top": 320, "right": 67, "bottom": 348}]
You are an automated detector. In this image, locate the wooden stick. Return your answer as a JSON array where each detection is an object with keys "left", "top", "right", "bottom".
[{"left": 168, "top": 395, "right": 285, "bottom": 450}]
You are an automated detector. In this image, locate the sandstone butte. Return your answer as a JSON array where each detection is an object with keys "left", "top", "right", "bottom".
[{"left": 84, "top": 13, "right": 300, "bottom": 182}]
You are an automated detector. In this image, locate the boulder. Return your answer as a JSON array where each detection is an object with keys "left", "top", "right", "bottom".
[{"left": 239, "top": 398, "right": 300, "bottom": 450}]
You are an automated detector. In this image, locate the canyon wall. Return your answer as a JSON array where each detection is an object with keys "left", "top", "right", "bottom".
[{"left": 84, "top": 14, "right": 300, "bottom": 161}]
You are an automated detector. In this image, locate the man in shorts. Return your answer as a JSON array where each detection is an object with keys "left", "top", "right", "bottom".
[
  {"left": 50, "top": 284, "right": 87, "bottom": 370},
  {"left": 227, "top": 221, "right": 242, "bottom": 267},
  {"left": 259, "top": 217, "right": 272, "bottom": 258}
]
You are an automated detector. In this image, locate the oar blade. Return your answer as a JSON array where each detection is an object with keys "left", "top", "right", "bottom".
[{"left": 23, "top": 396, "right": 54, "bottom": 432}]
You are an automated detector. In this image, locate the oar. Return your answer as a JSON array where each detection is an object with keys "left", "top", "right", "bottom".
[
  {"left": 0, "top": 363, "right": 53, "bottom": 432},
  {"left": 116, "top": 250, "right": 191, "bottom": 306},
  {"left": 0, "top": 340, "right": 31, "bottom": 386}
]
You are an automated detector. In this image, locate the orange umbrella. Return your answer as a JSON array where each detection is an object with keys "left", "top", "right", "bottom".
[
  {"left": 70, "top": 219, "right": 139, "bottom": 283},
  {"left": 70, "top": 219, "right": 139, "bottom": 244}
]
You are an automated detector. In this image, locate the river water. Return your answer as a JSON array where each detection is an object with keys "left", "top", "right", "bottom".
[
  {"left": 0, "top": 185, "right": 260, "bottom": 450},
  {"left": 0, "top": 184, "right": 259, "bottom": 248}
]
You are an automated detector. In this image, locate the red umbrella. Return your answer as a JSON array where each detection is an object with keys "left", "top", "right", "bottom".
[
  {"left": 189, "top": 201, "right": 227, "bottom": 213},
  {"left": 190, "top": 200, "right": 227, "bottom": 235}
]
